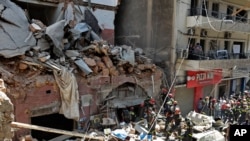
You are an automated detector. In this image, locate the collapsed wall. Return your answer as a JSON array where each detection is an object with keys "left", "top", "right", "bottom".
[{"left": 0, "top": 79, "right": 14, "bottom": 140}]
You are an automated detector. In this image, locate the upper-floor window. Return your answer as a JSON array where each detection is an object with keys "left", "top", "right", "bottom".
[
  {"left": 235, "top": 9, "right": 247, "bottom": 23},
  {"left": 202, "top": 1, "right": 208, "bottom": 17},
  {"left": 226, "top": 5, "right": 234, "bottom": 20},
  {"left": 212, "top": 3, "right": 219, "bottom": 18}
]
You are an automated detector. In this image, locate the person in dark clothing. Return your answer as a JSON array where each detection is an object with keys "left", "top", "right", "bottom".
[
  {"left": 197, "top": 98, "right": 203, "bottom": 113},
  {"left": 122, "top": 109, "right": 130, "bottom": 123},
  {"left": 129, "top": 106, "right": 136, "bottom": 122}
]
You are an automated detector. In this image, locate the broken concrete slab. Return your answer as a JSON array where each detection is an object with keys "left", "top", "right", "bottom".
[
  {"left": 0, "top": 0, "right": 36, "bottom": 58},
  {"left": 75, "top": 59, "right": 93, "bottom": 75},
  {"left": 45, "top": 20, "right": 66, "bottom": 57}
]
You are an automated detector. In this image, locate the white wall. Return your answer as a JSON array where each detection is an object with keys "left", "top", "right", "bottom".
[{"left": 176, "top": 0, "right": 192, "bottom": 50}]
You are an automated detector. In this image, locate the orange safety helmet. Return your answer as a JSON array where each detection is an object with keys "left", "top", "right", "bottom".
[
  {"left": 212, "top": 98, "right": 216, "bottom": 102},
  {"left": 168, "top": 93, "right": 173, "bottom": 98},
  {"left": 161, "top": 88, "right": 168, "bottom": 93},
  {"left": 149, "top": 98, "right": 156, "bottom": 105}
]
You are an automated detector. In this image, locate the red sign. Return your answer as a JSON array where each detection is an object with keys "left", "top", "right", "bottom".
[{"left": 186, "top": 69, "right": 222, "bottom": 88}]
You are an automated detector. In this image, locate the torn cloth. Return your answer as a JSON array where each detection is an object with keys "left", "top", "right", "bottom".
[{"left": 53, "top": 67, "right": 79, "bottom": 121}]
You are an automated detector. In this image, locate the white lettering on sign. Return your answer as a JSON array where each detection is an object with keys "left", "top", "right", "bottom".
[
  {"left": 196, "top": 72, "right": 214, "bottom": 81},
  {"left": 234, "top": 129, "right": 247, "bottom": 136}
]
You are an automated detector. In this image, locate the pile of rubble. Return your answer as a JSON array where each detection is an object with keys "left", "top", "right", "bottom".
[
  {"left": 0, "top": 0, "right": 163, "bottom": 140},
  {"left": 0, "top": 0, "right": 157, "bottom": 100}
]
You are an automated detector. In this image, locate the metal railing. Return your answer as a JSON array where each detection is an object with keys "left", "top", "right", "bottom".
[
  {"left": 185, "top": 52, "right": 249, "bottom": 60},
  {"left": 188, "top": 8, "right": 250, "bottom": 24}
]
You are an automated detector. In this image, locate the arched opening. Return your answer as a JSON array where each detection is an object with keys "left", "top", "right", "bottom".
[{"left": 102, "top": 82, "right": 148, "bottom": 123}]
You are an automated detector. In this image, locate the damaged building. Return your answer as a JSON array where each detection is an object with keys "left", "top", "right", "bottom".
[{"left": 0, "top": 0, "right": 165, "bottom": 140}]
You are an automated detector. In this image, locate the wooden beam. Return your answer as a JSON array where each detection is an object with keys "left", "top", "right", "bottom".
[
  {"left": 15, "top": 0, "right": 58, "bottom": 7},
  {"left": 11, "top": 122, "right": 104, "bottom": 141},
  {"left": 72, "top": 0, "right": 118, "bottom": 11}
]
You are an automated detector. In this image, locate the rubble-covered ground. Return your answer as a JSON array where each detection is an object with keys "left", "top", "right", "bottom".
[{"left": 0, "top": 0, "right": 233, "bottom": 141}]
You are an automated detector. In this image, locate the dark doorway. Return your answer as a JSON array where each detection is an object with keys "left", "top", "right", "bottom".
[
  {"left": 219, "top": 85, "right": 226, "bottom": 99},
  {"left": 31, "top": 113, "right": 74, "bottom": 140}
]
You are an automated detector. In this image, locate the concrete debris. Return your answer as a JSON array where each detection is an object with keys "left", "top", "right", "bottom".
[
  {"left": 0, "top": 0, "right": 36, "bottom": 58},
  {"left": 0, "top": 0, "right": 164, "bottom": 140},
  {"left": 0, "top": 79, "right": 14, "bottom": 140}
]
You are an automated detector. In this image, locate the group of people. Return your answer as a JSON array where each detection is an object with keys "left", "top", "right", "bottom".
[
  {"left": 197, "top": 93, "right": 250, "bottom": 125},
  {"left": 160, "top": 88, "right": 185, "bottom": 139}
]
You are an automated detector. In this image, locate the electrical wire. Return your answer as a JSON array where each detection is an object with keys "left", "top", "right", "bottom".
[
  {"left": 147, "top": 0, "right": 245, "bottom": 133},
  {"left": 203, "top": 0, "right": 223, "bottom": 32},
  {"left": 147, "top": 37, "right": 193, "bottom": 133}
]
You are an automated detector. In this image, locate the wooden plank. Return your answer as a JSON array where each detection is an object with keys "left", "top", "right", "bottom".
[{"left": 11, "top": 122, "right": 104, "bottom": 141}]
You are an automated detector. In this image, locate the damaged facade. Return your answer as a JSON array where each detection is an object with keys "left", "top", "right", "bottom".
[{"left": 0, "top": 0, "right": 164, "bottom": 140}]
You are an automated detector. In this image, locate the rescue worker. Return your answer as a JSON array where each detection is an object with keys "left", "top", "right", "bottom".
[
  {"left": 121, "top": 108, "right": 130, "bottom": 124},
  {"left": 182, "top": 118, "right": 193, "bottom": 141},
  {"left": 224, "top": 104, "right": 234, "bottom": 123},
  {"left": 238, "top": 105, "right": 248, "bottom": 125},
  {"left": 164, "top": 93, "right": 174, "bottom": 114},
  {"left": 172, "top": 107, "right": 182, "bottom": 133},
  {"left": 166, "top": 101, "right": 181, "bottom": 132},
  {"left": 147, "top": 107, "right": 156, "bottom": 133},
  {"left": 165, "top": 109, "right": 174, "bottom": 131},
  {"left": 170, "top": 101, "right": 180, "bottom": 115},
  {"left": 129, "top": 106, "right": 136, "bottom": 122},
  {"left": 232, "top": 101, "right": 241, "bottom": 123},
  {"left": 245, "top": 107, "right": 250, "bottom": 125},
  {"left": 214, "top": 99, "right": 222, "bottom": 119}
]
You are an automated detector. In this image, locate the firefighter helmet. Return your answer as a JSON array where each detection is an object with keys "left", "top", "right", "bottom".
[
  {"left": 168, "top": 93, "right": 173, "bottom": 98},
  {"left": 175, "top": 107, "right": 181, "bottom": 114}
]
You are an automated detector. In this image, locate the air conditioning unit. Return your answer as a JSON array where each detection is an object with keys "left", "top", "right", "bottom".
[
  {"left": 200, "top": 29, "right": 207, "bottom": 37},
  {"left": 187, "top": 28, "right": 195, "bottom": 35},
  {"left": 224, "top": 32, "right": 231, "bottom": 38}
]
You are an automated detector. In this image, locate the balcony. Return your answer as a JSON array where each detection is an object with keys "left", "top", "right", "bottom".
[
  {"left": 175, "top": 52, "right": 250, "bottom": 85},
  {"left": 186, "top": 8, "right": 250, "bottom": 33}
]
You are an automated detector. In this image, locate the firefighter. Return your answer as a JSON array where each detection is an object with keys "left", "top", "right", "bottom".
[
  {"left": 224, "top": 104, "right": 234, "bottom": 123},
  {"left": 170, "top": 101, "right": 180, "bottom": 115},
  {"left": 147, "top": 107, "right": 156, "bottom": 133},
  {"left": 129, "top": 106, "right": 136, "bottom": 122},
  {"left": 238, "top": 105, "right": 248, "bottom": 125},
  {"left": 165, "top": 109, "right": 174, "bottom": 131},
  {"left": 246, "top": 107, "right": 250, "bottom": 125},
  {"left": 232, "top": 101, "right": 241, "bottom": 123},
  {"left": 121, "top": 108, "right": 130, "bottom": 124},
  {"left": 164, "top": 93, "right": 174, "bottom": 114},
  {"left": 172, "top": 107, "right": 182, "bottom": 133},
  {"left": 182, "top": 118, "right": 193, "bottom": 141},
  {"left": 142, "top": 96, "right": 156, "bottom": 128}
]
